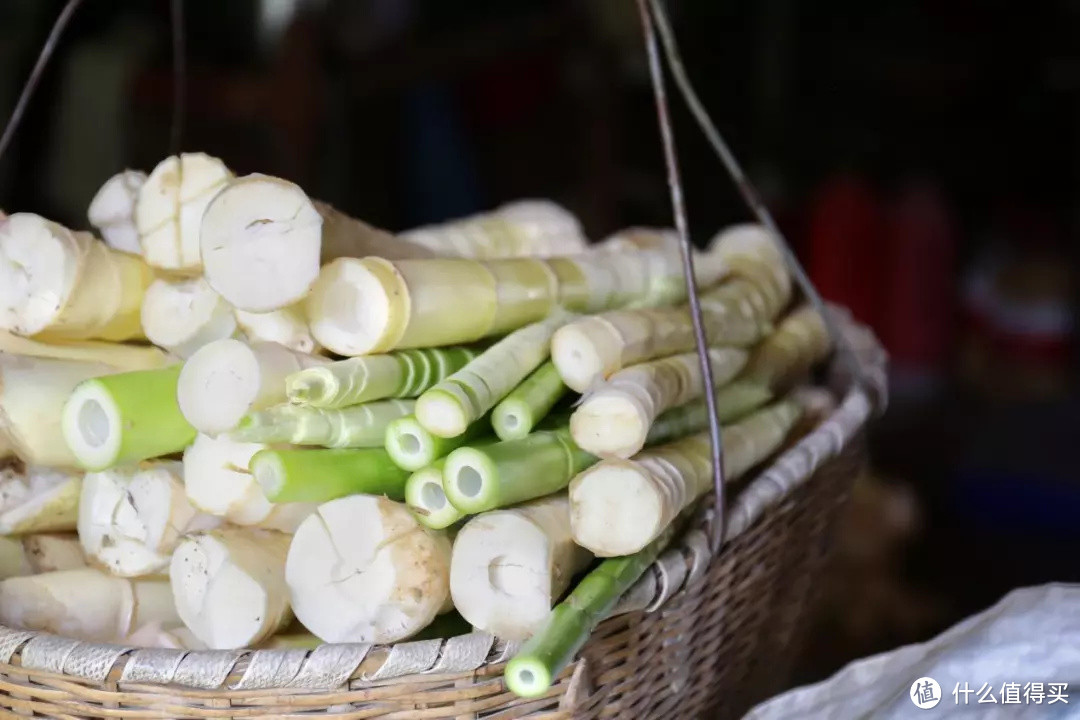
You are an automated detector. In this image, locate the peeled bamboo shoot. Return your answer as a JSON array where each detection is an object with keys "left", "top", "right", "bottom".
[
  {"left": 0, "top": 533, "right": 85, "bottom": 580},
  {"left": 135, "top": 153, "right": 232, "bottom": 272},
  {"left": 79, "top": 461, "right": 214, "bottom": 577},
  {"left": 570, "top": 347, "right": 748, "bottom": 459},
  {"left": 0, "top": 464, "right": 81, "bottom": 534},
  {"left": 0, "top": 568, "right": 179, "bottom": 643},
  {"left": 0, "top": 330, "right": 169, "bottom": 371},
  {"left": 491, "top": 361, "right": 567, "bottom": 441},
  {"left": 170, "top": 528, "right": 292, "bottom": 649},
  {"left": 385, "top": 414, "right": 492, "bottom": 472},
  {"left": 182, "top": 433, "right": 274, "bottom": 524},
  {"left": 235, "top": 306, "right": 317, "bottom": 354},
  {"left": 0, "top": 213, "right": 152, "bottom": 341},
  {"left": 177, "top": 339, "right": 328, "bottom": 434},
  {"left": 450, "top": 494, "right": 591, "bottom": 640},
  {"left": 88, "top": 170, "right": 147, "bottom": 255},
  {"left": 404, "top": 460, "right": 463, "bottom": 530},
  {"left": 140, "top": 277, "right": 238, "bottom": 358},
  {"left": 286, "top": 495, "right": 451, "bottom": 643},
  {"left": 1, "top": 353, "right": 129, "bottom": 467},
  {"left": 569, "top": 401, "right": 802, "bottom": 556}
]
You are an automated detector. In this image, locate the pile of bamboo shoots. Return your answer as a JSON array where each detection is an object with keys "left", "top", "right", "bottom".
[{"left": 0, "top": 155, "right": 834, "bottom": 695}]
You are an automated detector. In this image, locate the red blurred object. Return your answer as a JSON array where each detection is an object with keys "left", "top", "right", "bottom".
[
  {"left": 805, "top": 173, "right": 885, "bottom": 330},
  {"left": 879, "top": 178, "right": 957, "bottom": 380}
]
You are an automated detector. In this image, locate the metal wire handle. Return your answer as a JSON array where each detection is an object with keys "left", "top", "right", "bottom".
[{"left": 637, "top": 0, "right": 873, "bottom": 554}]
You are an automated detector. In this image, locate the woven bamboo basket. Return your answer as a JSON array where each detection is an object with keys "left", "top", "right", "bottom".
[{"left": 0, "top": 310, "right": 886, "bottom": 719}]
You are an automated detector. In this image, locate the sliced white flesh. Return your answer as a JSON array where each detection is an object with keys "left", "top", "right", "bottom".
[
  {"left": 135, "top": 153, "right": 233, "bottom": 271},
  {"left": 182, "top": 433, "right": 274, "bottom": 524},
  {"left": 0, "top": 568, "right": 178, "bottom": 642},
  {"left": 234, "top": 305, "right": 317, "bottom": 354},
  {"left": 141, "top": 277, "right": 238, "bottom": 358},
  {"left": 178, "top": 339, "right": 327, "bottom": 435},
  {"left": 78, "top": 461, "right": 209, "bottom": 577},
  {"left": 286, "top": 495, "right": 451, "bottom": 644},
  {"left": 0, "top": 213, "right": 84, "bottom": 336},
  {"left": 200, "top": 174, "right": 323, "bottom": 311},
  {"left": 88, "top": 170, "right": 147, "bottom": 254},
  {"left": 0, "top": 463, "right": 81, "bottom": 534},
  {"left": 449, "top": 494, "right": 590, "bottom": 640},
  {"left": 170, "top": 528, "right": 292, "bottom": 649}
]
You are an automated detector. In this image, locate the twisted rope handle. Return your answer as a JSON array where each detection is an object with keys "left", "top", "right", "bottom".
[{"left": 636, "top": 0, "right": 874, "bottom": 554}]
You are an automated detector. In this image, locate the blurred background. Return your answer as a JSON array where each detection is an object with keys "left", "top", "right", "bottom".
[{"left": 1, "top": 0, "right": 1078, "bottom": 690}]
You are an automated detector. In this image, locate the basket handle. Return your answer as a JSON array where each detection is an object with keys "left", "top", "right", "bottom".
[{"left": 636, "top": 0, "right": 875, "bottom": 554}]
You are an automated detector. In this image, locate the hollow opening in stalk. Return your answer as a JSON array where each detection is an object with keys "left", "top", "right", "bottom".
[
  {"left": 502, "top": 413, "right": 521, "bottom": 430},
  {"left": 399, "top": 432, "right": 421, "bottom": 455},
  {"left": 78, "top": 400, "right": 109, "bottom": 448},
  {"left": 420, "top": 481, "right": 447, "bottom": 510},
  {"left": 456, "top": 466, "right": 483, "bottom": 498}
]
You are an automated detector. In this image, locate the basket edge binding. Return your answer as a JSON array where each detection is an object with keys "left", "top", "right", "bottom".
[{"left": 0, "top": 315, "right": 886, "bottom": 693}]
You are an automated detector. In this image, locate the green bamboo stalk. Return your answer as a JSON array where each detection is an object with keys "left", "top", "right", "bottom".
[
  {"left": 286, "top": 346, "right": 479, "bottom": 408},
  {"left": 491, "top": 361, "right": 567, "bottom": 441},
  {"left": 504, "top": 527, "right": 676, "bottom": 698},
  {"left": 231, "top": 399, "right": 414, "bottom": 447},
  {"left": 404, "top": 460, "right": 464, "bottom": 530},
  {"left": 385, "top": 414, "right": 492, "bottom": 472},
  {"left": 249, "top": 447, "right": 410, "bottom": 504},
  {"left": 442, "top": 428, "right": 597, "bottom": 514},
  {"left": 416, "top": 312, "right": 571, "bottom": 438},
  {"left": 61, "top": 365, "right": 196, "bottom": 471}
]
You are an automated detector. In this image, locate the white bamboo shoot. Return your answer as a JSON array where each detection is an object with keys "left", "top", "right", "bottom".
[
  {"left": 235, "top": 306, "right": 317, "bottom": 354},
  {"left": 286, "top": 495, "right": 451, "bottom": 643},
  {"left": 135, "top": 153, "right": 232, "bottom": 271},
  {"left": 182, "top": 433, "right": 274, "bottom": 524},
  {"left": 141, "top": 277, "right": 238, "bottom": 358},
  {"left": 0, "top": 463, "right": 81, "bottom": 534},
  {"left": 170, "top": 527, "right": 292, "bottom": 649},
  {"left": 0, "top": 330, "right": 170, "bottom": 371},
  {"left": 0, "top": 533, "right": 85, "bottom": 580},
  {"left": 450, "top": 494, "right": 591, "bottom": 640},
  {"left": 178, "top": 339, "right": 328, "bottom": 434},
  {"left": 88, "top": 170, "right": 147, "bottom": 254},
  {"left": 0, "top": 568, "right": 179, "bottom": 642}
]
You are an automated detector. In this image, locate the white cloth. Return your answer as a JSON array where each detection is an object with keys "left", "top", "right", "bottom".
[{"left": 745, "top": 584, "right": 1080, "bottom": 719}]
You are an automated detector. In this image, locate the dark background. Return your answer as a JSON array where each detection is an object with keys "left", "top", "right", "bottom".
[{"left": 2, "top": 0, "right": 1078, "bottom": 694}]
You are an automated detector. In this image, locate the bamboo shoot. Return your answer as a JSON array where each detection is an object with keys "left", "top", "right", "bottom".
[
  {"left": 88, "top": 170, "right": 147, "bottom": 255},
  {"left": 141, "top": 277, "right": 238, "bottom": 358},
  {"left": 232, "top": 399, "right": 414, "bottom": 447}
]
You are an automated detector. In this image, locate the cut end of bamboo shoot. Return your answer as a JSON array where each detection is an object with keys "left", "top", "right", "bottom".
[
  {"left": 569, "top": 392, "right": 649, "bottom": 459},
  {"left": 88, "top": 170, "right": 147, "bottom": 255},
  {"left": 61, "top": 380, "right": 125, "bottom": 471},
  {"left": 505, "top": 656, "right": 553, "bottom": 699},
  {"left": 385, "top": 417, "right": 437, "bottom": 471},
  {"left": 405, "top": 463, "right": 462, "bottom": 530},
  {"left": 306, "top": 257, "right": 404, "bottom": 356},
  {"left": 442, "top": 447, "right": 497, "bottom": 514},
  {"left": 136, "top": 153, "right": 232, "bottom": 271},
  {"left": 568, "top": 462, "right": 664, "bottom": 557},
  {"left": 415, "top": 388, "right": 470, "bottom": 439},
  {"left": 0, "top": 213, "right": 82, "bottom": 336},
  {"left": 286, "top": 495, "right": 451, "bottom": 644},
  {"left": 550, "top": 321, "right": 617, "bottom": 393},
  {"left": 141, "top": 277, "right": 237, "bottom": 358},
  {"left": 177, "top": 338, "right": 263, "bottom": 434},
  {"left": 200, "top": 174, "right": 323, "bottom": 311},
  {"left": 170, "top": 528, "right": 292, "bottom": 649},
  {"left": 183, "top": 433, "right": 274, "bottom": 524}
]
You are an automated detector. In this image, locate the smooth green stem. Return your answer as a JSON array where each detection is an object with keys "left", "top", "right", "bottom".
[
  {"left": 249, "top": 447, "right": 410, "bottom": 503},
  {"left": 405, "top": 460, "right": 464, "bottom": 530},
  {"left": 286, "top": 346, "right": 478, "bottom": 407},
  {"left": 442, "top": 428, "right": 596, "bottom": 514},
  {"left": 505, "top": 528, "right": 674, "bottom": 698},
  {"left": 491, "top": 361, "right": 567, "bottom": 441},
  {"left": 385, "top": 414, "right": 493, "bottom": 472},
  {"left": 62, "top": 365, "right": 196, "bottom": 471},
  {"left": 416, "top": 312, "right": 570, "bottom": 438},
  {"left": 232, "top": 399, "right": 414, "bottom": 447},
  {"left": 644, "top": 380, "right": 773, "bottom": 447}
]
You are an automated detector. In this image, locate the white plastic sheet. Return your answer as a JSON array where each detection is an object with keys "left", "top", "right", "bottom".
[{"left": 745, "top": 584, "right": 1080, "bottom": 719}]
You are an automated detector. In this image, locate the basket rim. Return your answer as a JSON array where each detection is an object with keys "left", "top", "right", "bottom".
[{"left": 0, "top": 316, "right": 886, "bottom": 693}]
